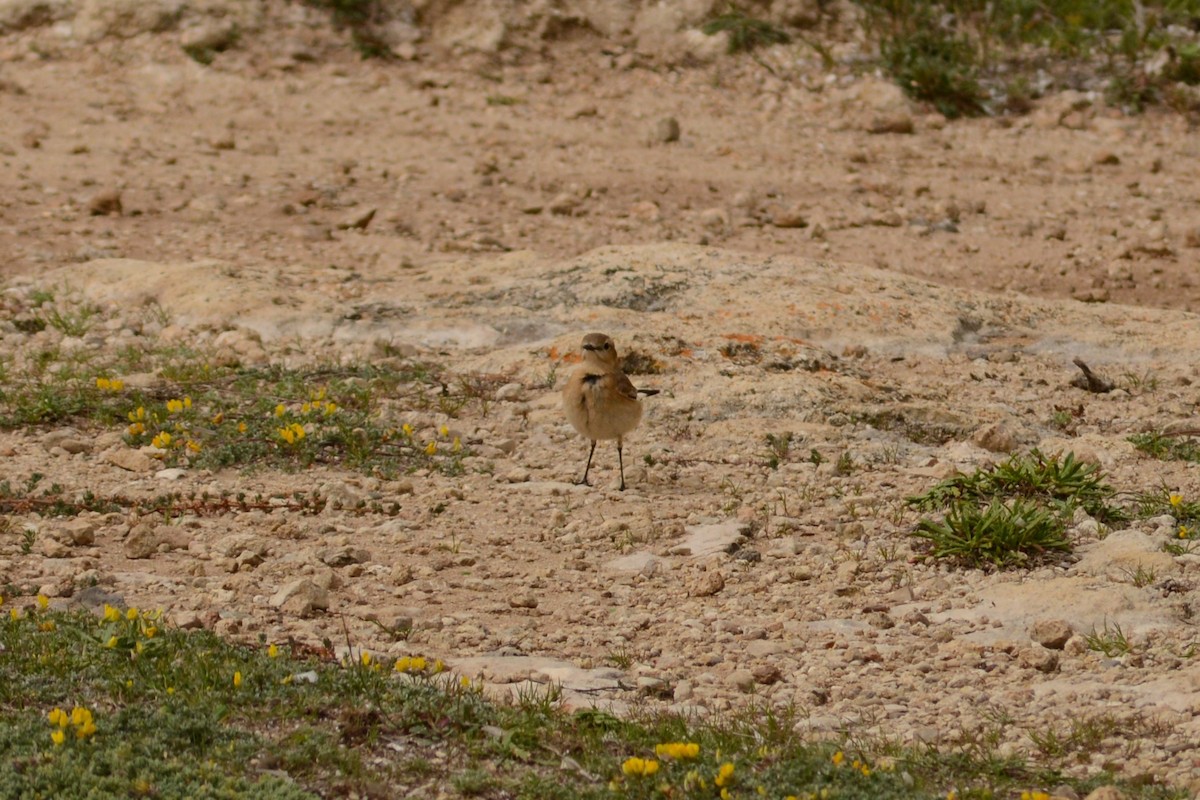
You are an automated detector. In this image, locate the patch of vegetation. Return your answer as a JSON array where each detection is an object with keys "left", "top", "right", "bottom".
[
  {"left": 856, "top": 0, "right": 1200, "bottom": 116},
  {"left": 908, "top": 451, "right": 1124, "bottom": 569},
  {"left": 764, "top": 431, "right": 793, "bottom": 470},
  {"left": 882, "top": 23, "right": 986, "bottom": 118},
  {"left": 1129, "top": 431, "right": 1200, "bottom": 462},
  {"left": 912, "top": 498, "right": 1070, "bottom": 569},
  {"left": 908, "top": 450, "right": 1124, "bottom": 523},
  {"left": 0, "top": 605, "right": 1183, "bottom": 800},
  {"left": 1084, "top": 619, "right": 1134, "bottom": 657},
  {"left": 702, "top": 5, "right": 792, "bottom": 54}
]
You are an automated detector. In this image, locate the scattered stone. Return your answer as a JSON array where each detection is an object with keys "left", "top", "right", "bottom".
[
  {"left": 771, "top": 204, "right": 808, "bottom": 229},
  {"left": 547, "top": 193, "right": 580, "bottom": 216},
  {"left": 155, "top": 468, "right": 187, "bottom": 480},
  {"left": 654, "top": 117, "right": 680, "bottom": 143},
  {"left": 671, "top": 521, "right": 747, "bottom": 558},
  {"left": 685, "top": 569, "right": 724, "bottom": 597},
  {"left": 699, "top": 208, "right": 728, "bottom": 230},
  {"left": 630, "top": 201, "right": 662, "bottom": 222},
  {"left": 751, "top": 664, "right": 782, "bottom": 685},
  {"left": 270, "top": 579, "right": 330, "bottom": 617},
  {"left": 971, "top": 421, "right": 1019, "bottom": 453},
  {"left": 1083, "top": 787, "right": 1126, "bottom": 800},
  {"left": 508, "top": 593, "right": 538, "bottom": 609},
  {"left": 319, "top": 545, "right": 370, "bottom": 567},
  {"left": 48, "top": 519, "right": 97, "bottom": 546},
  {"left": 88, "top": 189, "right": 122, "bottom": 216},
  {"left": 1020, "top": 645, "right": 1060, "bottom": 673},
  {"left": 180, "top": 18, "right": 238, "bottom": 55},
  {"left": 337, "top": 207, "right": 376, "bottom": 230},
  {"left": 123, "top": 523, "right": 159, "bottom": 559},
  {"left": 173, "top": 610, "right": 205, "bottom": 629},
  {"left": 105, "top": 447, "right": 157, "bottom": 473},
  {"left": 1029, "top": 618, "right": 1073, "bottom": 650},
  {"left": 867, "top": 114, "right": 914, "bottom": 134},
  {"left": 729, "top": 669, "right": 755, "bottom": 692}
]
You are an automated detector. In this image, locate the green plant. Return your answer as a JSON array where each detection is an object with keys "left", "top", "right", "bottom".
[
  {"left": 912, "top": 499, "right": 1070, "bottom": 569},
  {"left": 1130, "top": 431, "right": 1200, "bottom": 462},
  {"left": 764, "top": 432, "right": 793, "bottom": 470},
  {"left": 1084, "top": 620, "right": 1133, "bottom": 657},
  {"left": 702, "top": 5, "right": 791, "bottom": 53},
  {"left": 908, "top": 450, "right": 1123, "bottom": 523},
  {"left": 882, "top": 25, "right": 986, "bottom": 118}
]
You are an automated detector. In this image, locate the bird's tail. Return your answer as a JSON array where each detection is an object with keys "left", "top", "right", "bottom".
[{"left": 637, "top": 388, "right": 661, "bottom": 397}]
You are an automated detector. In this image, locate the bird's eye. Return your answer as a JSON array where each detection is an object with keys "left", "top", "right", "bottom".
[{"left": 603, "top": 343, "right": 611, "bottom": 349}]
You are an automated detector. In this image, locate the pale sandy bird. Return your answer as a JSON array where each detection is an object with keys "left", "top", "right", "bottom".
[{"left": 563, "top": 332, "right": 659, "bottom": 491}]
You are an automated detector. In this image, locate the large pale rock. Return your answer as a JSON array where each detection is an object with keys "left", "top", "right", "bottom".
[
  {"left": 1029, "top": 618, "right": 1073, "bottom": 650},
  {"left": 271, "top": 579, "right": 329, "bottom": 617},
  {"left": 670, "top": 521, "right": 747, "bottom": 558},
  {"left": 123, "top": 523, "right": 159, "bottom": 559},
  {"left": 104, "top": 447, "right": 157, "bottom": 473}
]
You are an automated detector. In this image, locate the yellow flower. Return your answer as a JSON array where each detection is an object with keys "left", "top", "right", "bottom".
[
  {"left": 126, "top": 607, "right": 139, "bottom": 620},
  {"left": 127, "top": 422, "right": 145, "bottom": 436},
  {"left": 715, "top": 762, "right": 735, "bottom": 787},
  {"left": 452, "top": 437, "right": 462, "bottom": 452},
  {"left": 301, "top": 402, "right": 312, "bottom": 415},
  {"left": 186, "top": 440, "right": 201, "bottom": 453},
  {"left": 655, "top": 742, "right": 700, "bottom": 760},
  {"left": 166, "top": 399, "right": 184, "bottom": 414},
  {"left": 1181, "top": 526, "right": 1190, "bottom": 539},
  {"left": 394, "top": 656, "right": 411, "bottom": 673},
  {"left": 439, "top": 424, "right": 450, "bottom": 437},
  {"left": 268, "top": 644, "right": 279, "bottom": 658},
  {"left": 151, "top": 431, "right": 172, "bottom": 449},
  {"left": 274, "top": 403, "right": 286, "bottom": 417},
  {"left": 167, "top": 687, "right": 175, "bottom": 695},
  {"left": 1170, "top": 493, "right": 1184, "bottom": 508},
  {"left": 105, "top": 636, "right": 117, "bottom": 648},
  {"left": 721, "top": 789, "right": 731, "bottom": 800},
  {"left": 401, "top": 423, "right": 413, "bottom": 437},
  {"left": 103, "top": 604, "right": 120, "bottom": 622},
  {"left": 48, "top": 708, "right": 67, "bottom": 727},
  {"left": 37, "top": 594, "right": 49, "bottom": 610},
  {"left": 233, "top": 671, "right": 243, "bottom": 688},
  {"left": 50, "top": 729, "right": 65, "bottom": 746},
  {"left": 212, "top": 411, "right": 224, "bottom": 425},
  {"left": 622, "top": 757, "right": 660, "bottom": 777},
  {"left": 831, "top": 751, "right": 845, "bottom": 766},
  {"left": 361, "top": 652, "right": 372, "bottom": 667},
  {"left": 460, "top": 675, "right": 471, "bottom": 688},
  {"left": 39, "top": 621, "right": 55, "bottom": 632},
  {"left": 1021, "top": 793, "right": 1051, "bottom": 800},
  {"left": 144, "top": 626, "right": 157, "bottom": 638},
  {"left": 432, "top": 659, "right": 445, "bottom": 674},
  {"left": 10, "top": 608, "right": 21, "bottom": 620},
  {"left": 76, "top": 719, "right": 96, "bottom": 739},
  {"left": 279, "top": 427, "right": 295, "bottom": 444},
  {"left": 96, "top": 376, "right": 123, "bottom": 391},
  {"left": 323, "top": 402, "right": 337, "bottom": 415},
  {"left": 71, "top": 707, "right": 91, "bottom": 728},
  {"left": 237, "top": 422, "right": 247, "bottom": 433},
  {"left": 425, "top": 441, "right": 437, "bottom": 455},
  {"left": 128, "top": 406, "right": 145, "bottom": 422}
]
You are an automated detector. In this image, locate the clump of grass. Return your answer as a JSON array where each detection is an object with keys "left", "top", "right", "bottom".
[
  {"left": 702, "top": 5, "right": 791, "bottom": 53},
  {"left": 764, "top": 431, "right": 793, "bottom": 470},
  {"left": 912, "top": 499, "right": 1070, "bottom": 569},
  {"left": 1084, "top": 620, "right": 1133, "bottom": 657},
  {"left": 858, "top": 0, "right": 1200, "bottom": 116},
  {"left": 882, "top": 25, "right": 986, "bottom": 118},
  {"left": 908, "top": 451, "right": 1124, "bottom": 569},
  {"left": 908, "top": 450, "right": 1124, "bottom": 523},
  {"left": 0, "top": 604, "right": 1174, "bottom": 799},
  {"left": 1129, "top": 431, "right": 1200, "bottom": 462}
]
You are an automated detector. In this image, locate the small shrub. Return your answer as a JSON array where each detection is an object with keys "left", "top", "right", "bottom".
[
  {"left": 702, "top": 5, "right": 791, "bottom": 53},
  {"left": 912, "top": 499, "right": 1070, "bottom": 569}
]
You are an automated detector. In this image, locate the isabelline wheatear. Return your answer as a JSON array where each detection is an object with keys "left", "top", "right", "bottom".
[{"left": 562, "top": 332, "right": 659, "bottom": 491}]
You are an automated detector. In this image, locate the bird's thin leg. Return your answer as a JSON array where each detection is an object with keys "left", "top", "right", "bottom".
[
  {"left": 617, "top": 437, "right": 626, "bottom": 491},
  {"left": 578, "top": 440, "right": 597, "bottom": 486}
]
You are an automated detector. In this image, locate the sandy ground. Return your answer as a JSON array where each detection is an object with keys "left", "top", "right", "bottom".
[{"left": 4, "top": 0, "right": 1200, "bottom": 791}]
